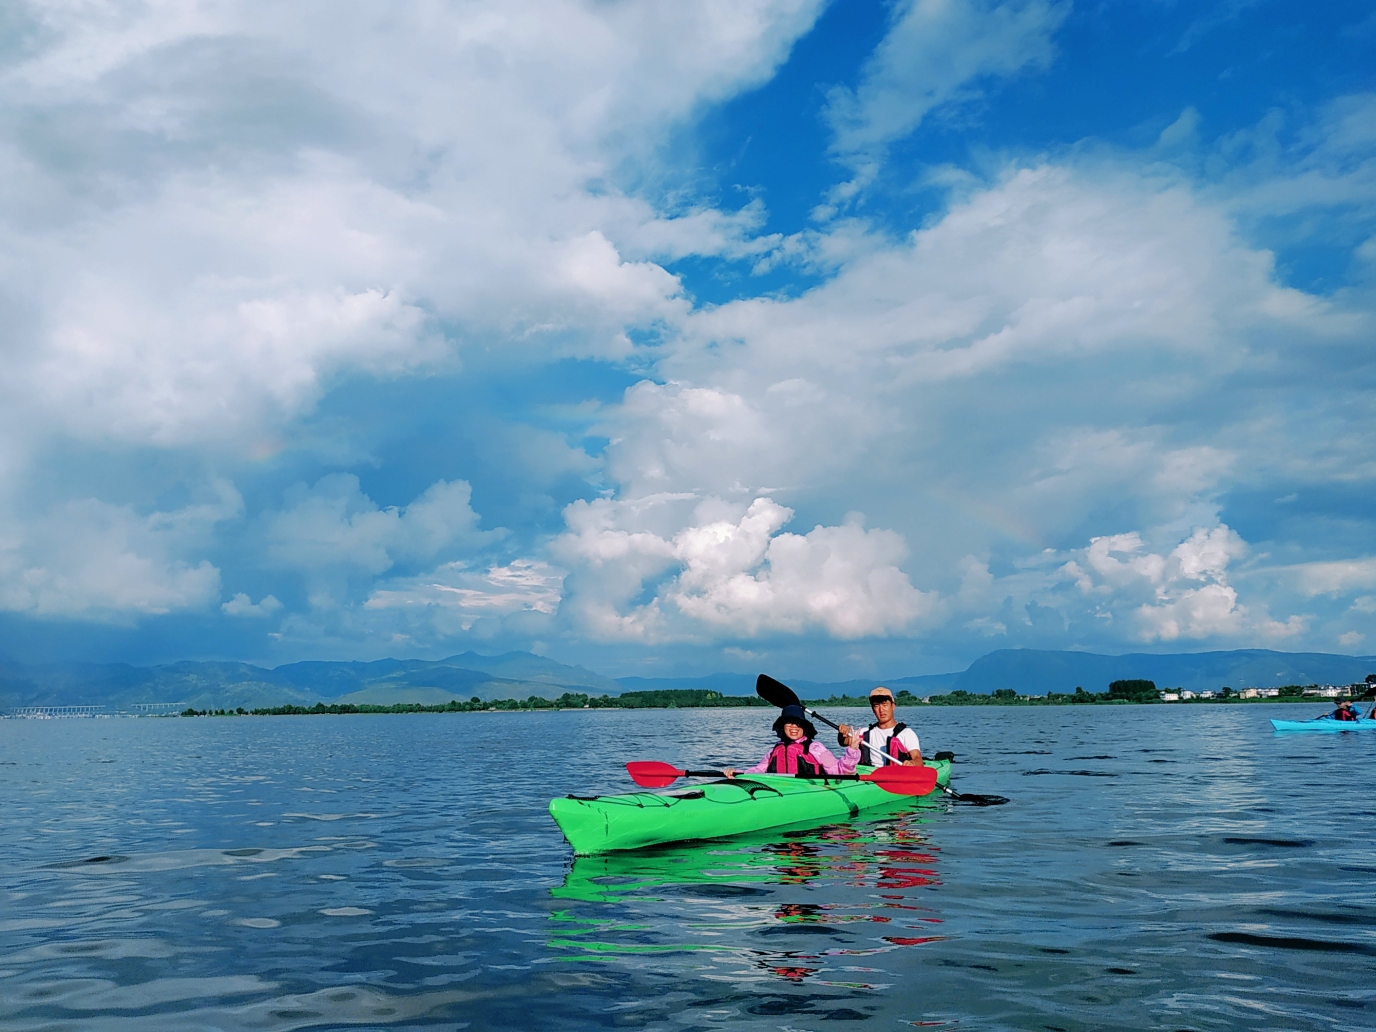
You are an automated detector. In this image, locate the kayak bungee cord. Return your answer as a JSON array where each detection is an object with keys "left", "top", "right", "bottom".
[{"left": 625, "top": 760, "right": 939, "bottom": 796}]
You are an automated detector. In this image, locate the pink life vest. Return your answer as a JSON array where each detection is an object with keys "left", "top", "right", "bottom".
[{"left": 765, "top": 740, "right": 821, "bottom": 776}]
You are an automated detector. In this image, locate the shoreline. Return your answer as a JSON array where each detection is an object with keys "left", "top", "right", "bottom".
[{"left": 165, "top": 692, "right": 1368, "bottom": 717}]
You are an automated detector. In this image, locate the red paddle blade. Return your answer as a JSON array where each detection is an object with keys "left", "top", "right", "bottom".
[
  {"left": 861, "top": 765, "right": 939, "bottom": 796},
  {"left": 625, "top": 760, "right": 684, "bottom": 788}
]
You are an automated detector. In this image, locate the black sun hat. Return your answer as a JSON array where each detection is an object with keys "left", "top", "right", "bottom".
[{"left": 773, "top": 704, "right": 817, "bottom": 740}]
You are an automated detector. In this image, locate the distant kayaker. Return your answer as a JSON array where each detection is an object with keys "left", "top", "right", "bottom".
[
  {"left": 724, "top": 705, "right": 858, "bottom": 778},
  {"left": 1332, "top": 700, "right": 1360, "bottom": 721},
  {"left": 838, "top": 686, "right": 923, "bottom": 767}
]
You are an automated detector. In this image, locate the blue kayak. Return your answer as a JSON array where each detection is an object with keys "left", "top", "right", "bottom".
[{"left": 1270, "top": 714, "right": 1376, "bottom": 732}]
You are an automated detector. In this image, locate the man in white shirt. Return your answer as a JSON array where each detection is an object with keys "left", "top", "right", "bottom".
[{"left": 838, "top": 686, "right": 923, "bottom": 767}]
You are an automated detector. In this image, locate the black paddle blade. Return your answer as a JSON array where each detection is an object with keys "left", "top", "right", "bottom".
[
  {"left": 756, "top": 674, "right": 801, "bottom": 709},
  {"left": 956, "top": 793, "right": 1010, "bottom": 806}
]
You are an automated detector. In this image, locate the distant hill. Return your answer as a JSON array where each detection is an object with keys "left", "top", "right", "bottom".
[
  {"left": 952, "top": 649, "right": 1376, "bottom": 695},
  {"left": 3, "top": 647, "right": 1372, "bottom": 712},
  {"left": 614, "top": 671, "right": 960, "bottom": 699},
  {"left": 0, "top": 651, "right": 624, "bottom": 711}
]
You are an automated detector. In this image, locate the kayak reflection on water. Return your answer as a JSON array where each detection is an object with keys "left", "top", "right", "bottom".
[
  {"left": 547, "top": 814, "right": 947, "bottom": 987},
  {"left": 551, "top": 819, "right": 942, "bottom": 903}
]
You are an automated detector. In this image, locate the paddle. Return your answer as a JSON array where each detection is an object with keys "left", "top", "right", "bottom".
[
  {"left": 624, "top": 760, "right": 938, "bottom": 796},
  {"left": 755, "top": 674, "right": 1009, "bottom": 807},
  {"left": 756, "top": 674, "right": 842, "bottom": 733}
]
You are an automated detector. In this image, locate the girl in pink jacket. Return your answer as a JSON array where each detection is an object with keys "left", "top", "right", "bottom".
[{"left": 726, "top": 705, "right": 860, "bottom": 777}]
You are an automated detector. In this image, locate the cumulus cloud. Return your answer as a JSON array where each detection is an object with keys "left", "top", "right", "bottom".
[
  {"left": 550, "top": 152, "right": 1368, "bottom": 656},
  {"left": 553, "top": 496, "right": 938, "bottom": 642},
  {"left": 0, "top": 0, "right": 823, "bottom": 451},
  {"left": 1070, "top": 526, "right": 1255, "bottom": 642},
  {"left": 617, "top": 162, "right": 1341, "bottom": 559},
  {"left": 686, "top": 163, "right": 1328, "bottom": 390},
  {"left": 222, "top": 593, "right": 283, "bottom": 618},
  {"left": 896, "top": 520, "right": 1313, "bottom": 656},
  {"left": 2, "top": 1, "right": 1371, "bottom": 669},
  {"left": 265, "top": 475, "right": 500, "bottom": 581},
  {"left": 0, "top": 482, "right": 240, "bottom": 620}
]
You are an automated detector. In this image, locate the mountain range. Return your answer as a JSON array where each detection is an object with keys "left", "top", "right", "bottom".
[
  {"left": 0, "top": 651, "right": 621, "bottom": 712},
  {"left": 2, "top": 647, "right": 1372, "bottom": 712}
]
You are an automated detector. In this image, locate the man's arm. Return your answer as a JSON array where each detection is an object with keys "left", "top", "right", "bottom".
[{"left": 900, "top": 729, "right": 923, "bottom": 766}]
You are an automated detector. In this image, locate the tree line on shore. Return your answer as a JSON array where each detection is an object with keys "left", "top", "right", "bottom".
[
  {"left": 175, "top": 678, "right": 1375, "bottom": 717},
  {"left": 179, "top": 688, "right": 774, "bottom": 716}
]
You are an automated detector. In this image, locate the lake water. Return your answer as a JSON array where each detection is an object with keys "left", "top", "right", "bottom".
[{"left": 1, "top": 703, "right": 1373, "bottom": 1031}]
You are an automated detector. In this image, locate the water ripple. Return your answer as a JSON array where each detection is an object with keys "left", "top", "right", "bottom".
[{"left": 1, "top": 705, "right": 1374, "bottom": 1031}]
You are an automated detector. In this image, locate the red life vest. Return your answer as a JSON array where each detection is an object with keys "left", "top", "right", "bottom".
[
  {"left": 765, "top": 740, "right": 821, "bottom": 776},
  {"left": 1333, "top": 707, "right": 1358, "bottom": 721},
  {"left": 861, "top": 722, "right": 912, "bottom": 766}
]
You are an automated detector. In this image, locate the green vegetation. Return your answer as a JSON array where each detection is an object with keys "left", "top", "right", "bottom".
[
  {"left": 174, "top": 678, "right": 1374, "bottom": 716},
  {"left": 811, "top": 685, "right": 1145, "bottom": 707},
  {"left": 178, "top": 689, "right": 772, "bottom": 716}
]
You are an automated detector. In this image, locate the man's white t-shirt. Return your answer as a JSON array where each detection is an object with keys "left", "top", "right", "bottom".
[{"left": 858, "top": 724, "right": 920, "bottom": 767}]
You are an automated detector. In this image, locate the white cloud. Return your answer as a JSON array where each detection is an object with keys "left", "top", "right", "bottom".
[
  {"left": 1135, "top": 581, "right": 1250, "bottom": 642},
  {"left": 366, "top": 560, "right": 564, "bottom": 621},
  {"left": 1219, "top": 93, "right": 1376, "bottom": 224},
  {"left": 611, "top": 162, "right": 1336, "bottom": 572},
  {"left": 1061, "top": 526, "right": 1252, "bottom": 641},
  {"left": 1285, "top": 557, "right": 1376, "bottom": 597},
  {"left": 561, "top": 152, "right": 1369, "bottom": 655},
  {"left": 2, "top": 2, "right": 1372, "bottom": 666},
  {"left": 1047, "top": 524, "right": 1311, "bottom": 644},
  {"left": 0, "top": 482, "right": 240, "bottom": 619},
  {"left": 824, "top": 0, "right": 1068, "bottom": 200},
  {"left": 0, "top": 0, "right": 824, "bottom": 451},
  {"left": 674, "top": 163, "right": 1320, "bottom": 392},
  {"left": 552, "top": 495, "right": 938, "bottom": 642},
  {"left": 265, "top": 475, "right": 500, "bottom": 582},
  {"left": 222, "top": 593, "right": 283, "bottom": 618}
]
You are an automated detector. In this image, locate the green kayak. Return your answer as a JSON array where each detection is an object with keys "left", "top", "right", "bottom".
[{"left": 549, "top": 760, "right": 951, "bottom": 855}]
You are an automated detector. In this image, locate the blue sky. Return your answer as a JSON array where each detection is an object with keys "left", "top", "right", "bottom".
[{"left": 1, "top": 0, "right": 1373, "bottom": 679}]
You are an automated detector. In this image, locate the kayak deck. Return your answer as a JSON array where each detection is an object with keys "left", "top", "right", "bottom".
[{"left": 550, "top": 760, "right": 951, "bottom": 855}]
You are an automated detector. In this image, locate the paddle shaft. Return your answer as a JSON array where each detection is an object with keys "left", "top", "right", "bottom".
[
  {"left": 708, "top": 769, "right": 932, "bottom": 788},
  {"left": 626, "top": 759, "right": 935, "bottom": 794}
]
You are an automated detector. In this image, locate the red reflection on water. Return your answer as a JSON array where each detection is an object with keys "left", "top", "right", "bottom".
[
  {"left": 875, "top": 850, "right": 939, "bottom": 863},
  {"left": 882, "top": 935, "right": 945, "bottom": 946},
  {"left": 774, "top": 903, "right": 823, "bottom": 923},
  {"left": 876, "top": 867, "right": 937, "bottom": 889}
]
